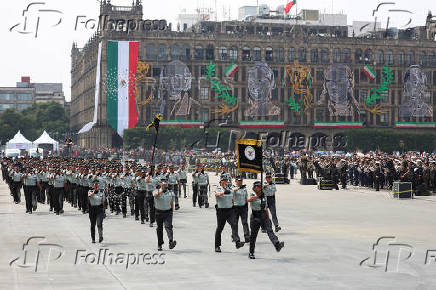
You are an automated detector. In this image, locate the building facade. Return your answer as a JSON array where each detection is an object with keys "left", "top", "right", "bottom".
[{"left": 71, "top": 1, "right": 436, "bottom": 149}]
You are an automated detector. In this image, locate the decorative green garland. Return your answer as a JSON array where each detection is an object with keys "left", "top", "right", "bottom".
[
  {"left": 365, "top": 65, "right": 394, "bottom": 106},
  {"left": 205, "top": 62, "right": 237, "bottom": 106}
]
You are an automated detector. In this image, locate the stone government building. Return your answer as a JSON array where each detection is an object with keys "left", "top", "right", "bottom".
[{"left": 71, "top": 1, "right": 436, "bottom": 149}]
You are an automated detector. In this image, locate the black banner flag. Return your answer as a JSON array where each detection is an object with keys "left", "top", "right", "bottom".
[{"left": 236, "top": 139, "right": 262, "bottom": 173}]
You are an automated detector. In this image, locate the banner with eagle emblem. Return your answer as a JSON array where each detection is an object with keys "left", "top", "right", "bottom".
[{"left": 236, "top": 139, "right": 263, "bottom": 173}]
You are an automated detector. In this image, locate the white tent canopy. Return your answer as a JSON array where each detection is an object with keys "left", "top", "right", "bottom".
[
  {"left": 34, "top": 131, "right": 59, "bottom": 151},
  {"left": 6, "top": 131, "right": 33, "bottom": 150}
]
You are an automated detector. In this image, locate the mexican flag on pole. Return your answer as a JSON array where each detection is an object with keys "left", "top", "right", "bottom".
[
  {"left": 106, "top": 41, "right": 139, "bottom": 137},
  {"left": 284, "top": 0, "right": 296, "bottom": 14},
  {"left": 224, "top": 62, "right": 239, "bottom": 78},
  {"left": 363, "top": 65, "right": 376, "bottom": 80}
]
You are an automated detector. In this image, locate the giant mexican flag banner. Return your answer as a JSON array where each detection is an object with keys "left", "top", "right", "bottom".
[{"left": 107, "top": 41, "right": 139, "bottom": 136}]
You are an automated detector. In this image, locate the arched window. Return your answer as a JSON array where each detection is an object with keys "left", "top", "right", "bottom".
[
  {"left": 430, "top": 52, "right": 436, "bottom": 66},
  {"left": 406, "top": 51, "right": 414, "bottom": 65},
  {"left": 376, "top": 50, "right": 384, "bottom": 65},
  {"left": 219, "top": 47, "right": 227, "bottom": 60},
  {"left": 277, "top": 47, "right": 284, "bottom": 62},
  {"left": 385, "top": 50, "right": 394, "bottom": 65},
  {"left": 298, "top": 48, "right": 306, "bottom": 63},
  {"left": 311, "top": 48, "right": 318, "bottom": 64},
  {"left": 321, "top": 48, "right": 330, "bottom": 64},
  {"left": 206, "top": 44, "right": 214, "bottom": 60},
  {"left": 265, "top": 47, "right": 273, "bottom": 61},
  {"left": 182, "top": 44, "right": 191, "bottom": 60},
  {"left": 333, "top": 48, "right": 341, "bottom": 63},
  {"left": 355, "top": 49, "right": 362, "bottom": 63},
  {"left": 288, "top": 47, "right": 296, "bottom": 62},
  {"left": 343, "top": 49, "right": 351, "bottom": 63},
  {"left": 170, "top": 44, "right": 180, "bottom": 60},
  {"left": 253, "top": 47, "right": 261, "bottom": 61},
  {"left": 146, "top": 44, "right": 156, "bottom": 60},
  {"left": 364, "top": 49, "right": 373, "bottom": 63},
  {"left": 420, "top": 51, "right": 427, "bottom": 67},
  {"left": 242, "top": 47, "right": 251, "bottom": 61},
  {"left": 158, "top": 44, "right": 167, "bottom": 60},
  {"left": 229, "top": 47, "right": 238, "bottom": 61},
  {"left": 194, "top": 45, "right": 204, "bottom": 60},
  {"left": 398, "top": 50, "right": 405, "bottom": 65}
]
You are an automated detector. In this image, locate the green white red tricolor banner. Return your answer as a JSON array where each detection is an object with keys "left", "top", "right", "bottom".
[
  {"left": 314, "top": 122, "right": 364, "bottom": 128},
  {"left": 160, "top": 120, "right": 204, "bottom": 127},
  {"left": 363, "top": 65, "right": 376, "bottom": 80},
  {"left": 395, "top": 122, "right": 436, "bottom": 128},
  {"left": 106, "top": 41, "right": 139, "bottom": 137},
  {"left": 224, "top": 62, "right": 239, "bottom": 78},
  {"left": 239, "top": 121, "right": 285, "bottom": 128}
]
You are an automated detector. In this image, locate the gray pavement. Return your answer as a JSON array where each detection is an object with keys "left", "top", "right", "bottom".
[{"left": 1, "top": 175, "right": 436, "bottom": 290}]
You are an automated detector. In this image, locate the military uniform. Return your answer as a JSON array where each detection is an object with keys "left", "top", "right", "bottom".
[
  {"left": 233, "top": 182, "right": 250, "bottom": 243},
  {"left": 178, "top": 167, "right": 188, "bottom": 198},
  {"left": 53, "top": 173, "right": 66, "bottom": 215},
  {"left": 88, "top": 180, "right": 105, "bottom": 243},
  {"left": 264, "top": 177, "right": 281, "bottom": 231},
  {"left": 135, "top": 173, "right": 148, "bottom": 223},
  {"left": 192, "top": 170, "right": 199, "bottom": 206},
  {"left": 248, "top": 182, "right": 284, "bottom": 259},
  {"left": 11, "top": 169, "right": 22, "bottom": 203},
  {"left": 153, "top": 179, "right": 176, "bottom": 251},
  {"left": 168, "top": 168, "right": 180, "bottom": 210},
  {"left": 197, "top": 171, "right": 209, "bottom": 208},
  {"left": 23, "top": 171, "right": 38, "bottom": 213}
]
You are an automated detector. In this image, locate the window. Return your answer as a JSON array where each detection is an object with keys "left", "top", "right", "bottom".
[
  {"left": 355, "top": 49, "right": 362, "bottom": 63},
  {"left": 359, "top": 89, "right": 368, "bottom": 103},
  {"left": 229, "top": 47, "right": 238, "bottom": 61},
  {"left": 170, "top": 44, "right": 180, "bottom": 60},
  {"left": 311, "top": 48, "right": 318, "bottom": 64},
  {"left": 17, "top": 93, "right": 32, "bottom": 101},
  {"left": 219, "top": 47, "right": 227, "bottom": 61},
  {"left": 206, "top": 44, "right": 214, "bottom": 60},
  {"left": 182, "top": 44, "right": 191, "bottom": 60},
  {"left": 158, "top": 44, "right": 167, "bottom": 60},
  {"left": 343, "top": 49, "right": 351, "bottom": 63},
  {"left": 380, "top": 113, "right": 388, "bottom": 123},
  {"left": 201, "top": 110, "right": 209, "bottom": 121},
  {"left": 316, "top": 70, "right": 324, "bottom": 82},
  {"left": 266, "top": 47, "right": 273, "bottom": 62},
  {"left": 242, "top": 47, "right": 251, "bottom": 61},
  {"left": 430, "top": 52, "right": 436, "bottom": 66},
  {"left": 253, "top": 47, "right": 261, "bottom": 61},
  {"left": 376, "top": 50, "right": 384, "bottom": 65},
  {"left": 17, "top": 103, "right": 30, "bottom": 110},
  {"left": 321, "top": 48, "right": 329, "bottom": 64},
  {"left": 420, "top": 52, "right": 427, "bottom": 67},
  {"left": 364, "top": 49, "right": 373, "bottom": 63},
  {"left": 146, "top": 44, "right": 156, "bottom": 59},
  {"left": 288, "top": 47, "right": 296, "bottom": 62},
  {"left": 0, "top": 93, "right": 14, "bottom": 101},
  {"left": 200, "top": 88, "right": 209, "bottom": 100},
  {"left": 385, "top": 50, "right": 394, "bottom": 65},
  {"left": 0, "top": 104, "right": 14, "bottom": 111},
  {"left": 406, "top": 51, "right": 415, "bottom": 65},
  {"left": 315, "top": 109, "right": 325, "bottom": 121},
  {"left": 398, "top": 51, "right": 405, "bottom": 65},
  {"left": 194, "top": 46, "right": 204, "bottom": 60},
  {"left": 277, "top": 48, "right": 284, "bottom": 62},
  {"left": 298, "top": 48, "right": 306, "bottom": 63},
  {"left": 333, "top": 48, "right": 341, "bottom": 63}
]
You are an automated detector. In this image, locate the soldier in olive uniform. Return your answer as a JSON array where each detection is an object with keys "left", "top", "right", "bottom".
[
  {"left": 153, "top": 178, "right": 177, "bottom": 251},
  {"left": 88, "top": 178, "right": 105, "bottom": 243},
  {"left": 53, "top": 169, "right": 66, "bottom": 215},
  {"left": 11, "top": 167, "right": 22, "bottom": 204},
  {"left": 197, "top": 166, "right": 209, "bottom": 208},
  {"left": 232, "top": 176, "right": 250, "bottom": 243},
  {"left": 23, "top": 169, "right": 38, "bottom": 213},
  {"left": 168, "top": 165, "right": 180, "bottom": 210},
  {"left": 135, "top": 169, "right": 147, "bottom": 224},
  {"left": 192, "top": 165, "right": 200, "bottom": 207},
  {"left": 248, "top": 181, "right": 284, "bottom": 259},
  {"left": 264, "top": 174, "right": 281, "bottom": 232},
  {"left": 214, "top": 176, "right": 244, "bottom": 253},
  {"left": 178, "top": 164, "right": 188, "bottom": 198}
]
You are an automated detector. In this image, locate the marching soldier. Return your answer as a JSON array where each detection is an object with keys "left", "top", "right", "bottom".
[
  {"left": 178, "top": 164, "right": 188, "bottom": 198},
  {"left": 168, "top": 165, "right": 180, "bottom": 210},
  {"left": 135, "top": 169, "right": 147, "bottom": 224},
  {"left": 192, "top": 165, "right": 200, "bottom": 207},
  {"left": 197, "top": 165, "right": 209, "bottom": 208},
  {"left": 11, "top": 167, "right": 22, "bottom": 204},
  {"left": 248, "top": 181, "right": 284, "bottom": 259},
  {"left": 88, "top": 178, "right": 105, "bottom": 243},
  {"left": 145, "top": 167, "right": 156, "bottom": 227},
  {"left": 264, "top": 174, "right": 281, "bottom": 232},
  {"left": 53, "top": 169, "right": 66, "bottom": 215},
  {"left": 153, "top": 178, "right": 177, "bottom": 251},
  {"left": 232, "top": 176, "right": 250, "bottom": 243},
  {"left": 214, "top": 175, "right": 244, "bottom": 253},
  {"left": 22, "top": 168, "right": 38, "bottom": 213}
]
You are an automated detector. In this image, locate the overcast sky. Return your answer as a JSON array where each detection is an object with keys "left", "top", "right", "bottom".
[{"left": 1, "top": 0, "right": 434, "bottom": 101}]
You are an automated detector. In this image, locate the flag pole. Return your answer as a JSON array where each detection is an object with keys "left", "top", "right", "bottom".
[{"left": 151, "top": 129, "right": 159, "bottom": 165}]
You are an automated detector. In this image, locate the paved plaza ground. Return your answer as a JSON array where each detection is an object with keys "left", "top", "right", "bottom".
[{"left": 1, "top": 174, "right": 436, "bottom": 289}]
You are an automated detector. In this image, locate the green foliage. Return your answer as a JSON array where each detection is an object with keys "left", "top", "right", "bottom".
[
  {"left": 346, "top": 129, "right": 436, "bottom": 152},
  {"left": 205, "top": 61, "right": 237, "bottom": 106},
  {"left": 124, "top": 127, "right": 232, "bottom": 151},
  {"left": 286, "top": 97, "right": 303, "bottom": 115},
  {"left": 366, "top": 65, "right": 394, "bottom": 106},
  {"left": 0, "top": 102, "right": 68, "bottom": 144}
]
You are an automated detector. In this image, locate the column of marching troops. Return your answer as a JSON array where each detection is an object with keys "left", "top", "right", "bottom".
[{"left": 1, "top": 157, "right": 284, "bottom": 259}]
